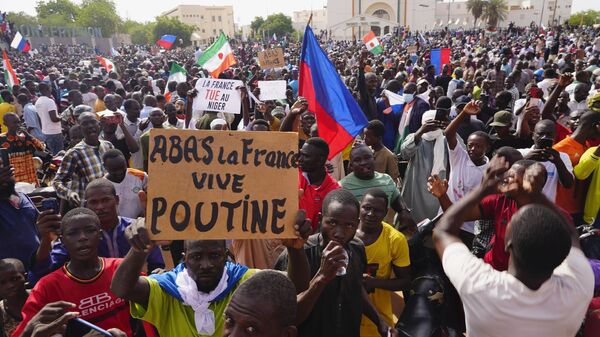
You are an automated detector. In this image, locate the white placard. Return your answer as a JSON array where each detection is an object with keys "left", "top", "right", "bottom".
[
  {"left": 258, "top": 80, "right": 287, "bottom": 100},
  {"left": 193, "top": 78, "right": 244, "bottom": 114}
]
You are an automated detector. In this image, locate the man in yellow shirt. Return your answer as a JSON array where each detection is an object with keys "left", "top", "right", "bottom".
[
  {"left": 356, "top": 188, "right": 411, "bottom": 337},
  {"left": 574, "top": 145, "right": 600, "bottom": 226},
  {"left": 0, "top": 90, "right": 17, "bottom": 133}
]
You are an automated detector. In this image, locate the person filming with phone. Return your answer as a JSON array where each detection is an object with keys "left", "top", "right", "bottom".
[{"left": 517, "top": 119, "right": 574, "bottom": 202}]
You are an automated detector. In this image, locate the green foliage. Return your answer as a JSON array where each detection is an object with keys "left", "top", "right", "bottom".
[
  {"left": 466, "top": 0, "right": 486, "bottom": 27},
  {"left": 35, "top": 0, "right": 79, "bottom": 21},
  {"left": 250, "top": 13, "right": 293, "bottom": 38},
  {"left": 250, "top": 16, "right": 265, "bottom": 36},
  {"left": 569, "top": 10, "right": 600, "bottom": 26},
  {"left": 152, "top": 17, "right": 195, "bottom": 47},
  {"left": 481, "top": 0, "right": 508, "bottom": 28},
  {"left": 78, "top": 0, "right": 121, "bottom": 37},
  {"left": 119, "top": 20, "right": 153, "bottom": 44},
  {"left": 7, "top": 11, "right": 38, "bottom": 27}
]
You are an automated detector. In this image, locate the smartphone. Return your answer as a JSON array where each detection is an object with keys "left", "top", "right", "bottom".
[
  {"left": 0, "top": 148, "right": 10, "bottom": 167},
  {"left": 435, "top": 109, "right": 446, "bottom": 121},
  {"left": 65, "top": 317, "right": 112, "bottom": 337},
  {"left": 40, "top": 198, "right": 59, "bottom": 213},
  {"left": 538, "top": 137, "right": 554, "bottom": 149}
]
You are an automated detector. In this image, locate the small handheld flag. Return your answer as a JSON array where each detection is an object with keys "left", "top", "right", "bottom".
[
  {"left": 10, "top": 32, "right": 30, "bottom": 53},
  {"left": 109, "top": 47, "right": 121, "bottom": 57},
  {"left": 2, "top": 51, "right": 20, "bottom": 88},
  {"left": 197, "top": 32, "right": 237, "bottom": 78},
  {"left": 97, "top": 56, "right": 116, "bottom": 73},
  {"left": 363, "top": 31, "right": 383, "bottom": 55},
  {"left": 157, "top": 35, "right": 177, "bottom": 49},
  {"left": 430, "top": 48, "right": 451, "bottom": 75}
]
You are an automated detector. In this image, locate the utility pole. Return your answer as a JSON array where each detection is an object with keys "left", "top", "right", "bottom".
[{"left": 539, "top": 0, "right": 546, "bottom": 26}]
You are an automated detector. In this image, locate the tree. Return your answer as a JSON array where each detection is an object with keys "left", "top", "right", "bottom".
[
  {"left": 250, "top": 16, "right": 265, "bottom": 36},
  {"left": 466, "top": 0, "right": 486, "bottom": 28},
  {"left": 259, "top": 13, "right": 293, "bottom": 38},
  {"left": 569, "top": 10, "right": 600, "bottom": 26},
  {"left": 77, "top": 0, "right": 121, "bottom": 37},
  {"left": 481, "top": 0, "right": 508, "bottom": 28},
  {"left": 152, "top": 16, "right": 195, "bottom": 47},
  {"left": 7, "top": 11, "right": 38, "bottom": 27},
  {"left": 35, "top": 0, "right": 79, "bottom": 22}
]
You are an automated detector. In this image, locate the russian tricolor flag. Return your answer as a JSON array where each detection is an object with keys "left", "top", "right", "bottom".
[
  {"left": 430, "top": 48, "right": 451, "bottom": 75},
  {"left": 10, "top": 32, "right": 30, "bottom": 53},
  {"left": 299, "top": 26, "right": 368, "bottom": 159},
  {"left": 157, "top": 35, "right": 177, "bottom": 49}
]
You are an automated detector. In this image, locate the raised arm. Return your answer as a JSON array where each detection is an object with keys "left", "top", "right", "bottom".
[
  {"left": 110, "top": 218, "right": 153, "bottom": 306},
  {"left": 295, "top": 241, "right": 346, "bottom": 324},
  {"left": 445, "top": 101, "right": 481, "bottom": 150},
  {"left": 280, "top": 98, "right": 307, "bottom": 132},
  {"left": 433, "top": 157, "right": 509, "bottom": 257}
]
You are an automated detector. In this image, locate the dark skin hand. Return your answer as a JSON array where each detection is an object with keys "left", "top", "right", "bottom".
[
  {"left": 20, "top": 301, "right": 78, "bottom": 337},
  {"left": 34, "top": 210, "right": 62, "bottom": 266}
]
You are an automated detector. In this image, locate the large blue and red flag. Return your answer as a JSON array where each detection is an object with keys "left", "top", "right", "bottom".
[
  {"left": 157, "top": 35, "right": 177, "bottom": 49},
  {"left": 299, "top": 26, "right": 368, "bottom": 159},
  {"left": 10, "top": 32, "right": 30, "bottom": 53},
  {"left": 430, "top": 48, "right": 451, "bottom": 75}
]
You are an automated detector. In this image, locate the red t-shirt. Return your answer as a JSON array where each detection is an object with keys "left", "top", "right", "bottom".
[
  {"left": 298, "top": 171, "right": 340, "bottom": 232},
  {"left": 480, "top": 194, "right": 573, "bottom": 271},
  {"left": 12, "top": 258, "right": 133, "bottom": 337}
]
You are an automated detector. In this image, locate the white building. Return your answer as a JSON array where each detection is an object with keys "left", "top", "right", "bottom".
[
  {"left": 293, "top": 8, "right": 328, "bottom": 32},
  {"left": 327, "top": 0, "right": 573, "bottom": 40},
  {"left": 161, "top": 5, "right": 235, "bottom": 47}
]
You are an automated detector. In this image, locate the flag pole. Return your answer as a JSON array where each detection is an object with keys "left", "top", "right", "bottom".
[{"left": 307, "top": 13, "right": 313, "bottom": 27}]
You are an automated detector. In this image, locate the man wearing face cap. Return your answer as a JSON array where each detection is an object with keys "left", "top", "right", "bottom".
[{"left": 400, "top": 97, "right": 451, "bottom": 223}]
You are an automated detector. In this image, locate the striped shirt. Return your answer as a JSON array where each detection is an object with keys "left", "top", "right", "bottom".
[{"left": 52, "top": 140, "right": 114, "bottom": 200}]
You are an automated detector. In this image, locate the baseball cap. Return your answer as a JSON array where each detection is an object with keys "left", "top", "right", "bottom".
[
  {"left": 455, "top": 95, "right": 471, "bottom": 108},
  {"left": 490, "top": 110, "right": 513, "bottom": 127}
]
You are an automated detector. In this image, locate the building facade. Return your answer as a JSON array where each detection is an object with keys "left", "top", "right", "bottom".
[
  {"left": 161, "top": 5, "right": 235, "bottom": 46},
  {"left": 327, "top": 0, "right": 573, "bottom": 40},
  {"left": 292, "top": 8, "right": 328, "bottom": 32}
]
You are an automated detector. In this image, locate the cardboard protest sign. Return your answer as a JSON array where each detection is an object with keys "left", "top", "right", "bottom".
[
  {"left": 407, "top": 45, "right": 418, "bottom": 54},
  {"left": 192, "top": 78, "right": 243, "bottom": 114},
  {"left": 146, "top": 129, "right": 299, "bottom": 240},
  {"left": 258, "top": 80, "right": 287, "bottom": 100},
  {"left": 257, "top": 48, "right": 285, "bottom": 69}
]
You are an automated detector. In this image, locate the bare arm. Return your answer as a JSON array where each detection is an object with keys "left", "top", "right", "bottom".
[
  {"left": 433, "top": 157, "right": 508, "bottom": 257},
  {"left": 48, "top": 110, "right": 60, "bottom": 123},
  {"left": 364, "top": 265, "right": 411, "bottom": 292},
  {"left": 286, "top": 247, "right": 311, "bottom": 294},
  {"left": 110, "top": 248, "right": 151, "bottom": 306},
  {"left": 119, "top": 120, "right": 140, "bottom": 153}
]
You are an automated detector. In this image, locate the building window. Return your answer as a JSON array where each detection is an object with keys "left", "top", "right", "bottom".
[
  {"left": 202, "top": 29, "right": 205, "bottom": 33},
  {"left": 201, "top": 15, "right": 204, "bottom": 19},
  {"left": 212, "top": 16, "right": 215, "bottom": 22},
  {"left": 218, "top": 16, "right": 222, "bottom": 22},
  {"left": 213, "top": 29, "right": 216, "bottom": 34},
  {"left": 219, "top": 29, "right": 223, "bottom": 33}
]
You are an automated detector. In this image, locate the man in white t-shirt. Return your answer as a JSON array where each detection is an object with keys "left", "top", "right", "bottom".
[
  {"left": 35, "top": 83, "right": 63, "bottom": 154},
  {"left": 433, "top": 157, "right": 594, "bottom": 337},
  {"left": 518, "top": 120, "right": 573, "bottom": 201},
  {"left": 102, "top": 149, "right": 147, "bottom": 219},
  {"left": 429, "top": 101, "right": 489, "bottom": 246}
]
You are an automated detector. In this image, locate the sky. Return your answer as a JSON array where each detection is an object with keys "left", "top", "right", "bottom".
[{"left": 3, "top": 0, "right": 599, "bottom": 26}]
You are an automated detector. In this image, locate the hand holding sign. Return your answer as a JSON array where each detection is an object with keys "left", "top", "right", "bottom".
[{"left": 192, "top": 78, "right": 244, "bottom": 114}]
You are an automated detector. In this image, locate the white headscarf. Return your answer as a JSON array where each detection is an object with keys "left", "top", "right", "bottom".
[{"left": 421, "top": 110, "right": 446, "bottom": 175}]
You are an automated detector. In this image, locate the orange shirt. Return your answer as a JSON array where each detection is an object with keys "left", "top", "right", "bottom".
[{"left": 553, "top": 136, "right": 587, "bottom": 214}]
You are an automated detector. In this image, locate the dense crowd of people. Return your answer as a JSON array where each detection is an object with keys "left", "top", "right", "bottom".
[{"left": 1, "top": 13, "right": 600, "bottom": 337}]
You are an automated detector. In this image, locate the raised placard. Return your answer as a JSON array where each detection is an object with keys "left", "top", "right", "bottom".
[{"left": 146, "top": 129, "right": 299, "bottom": 240}]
